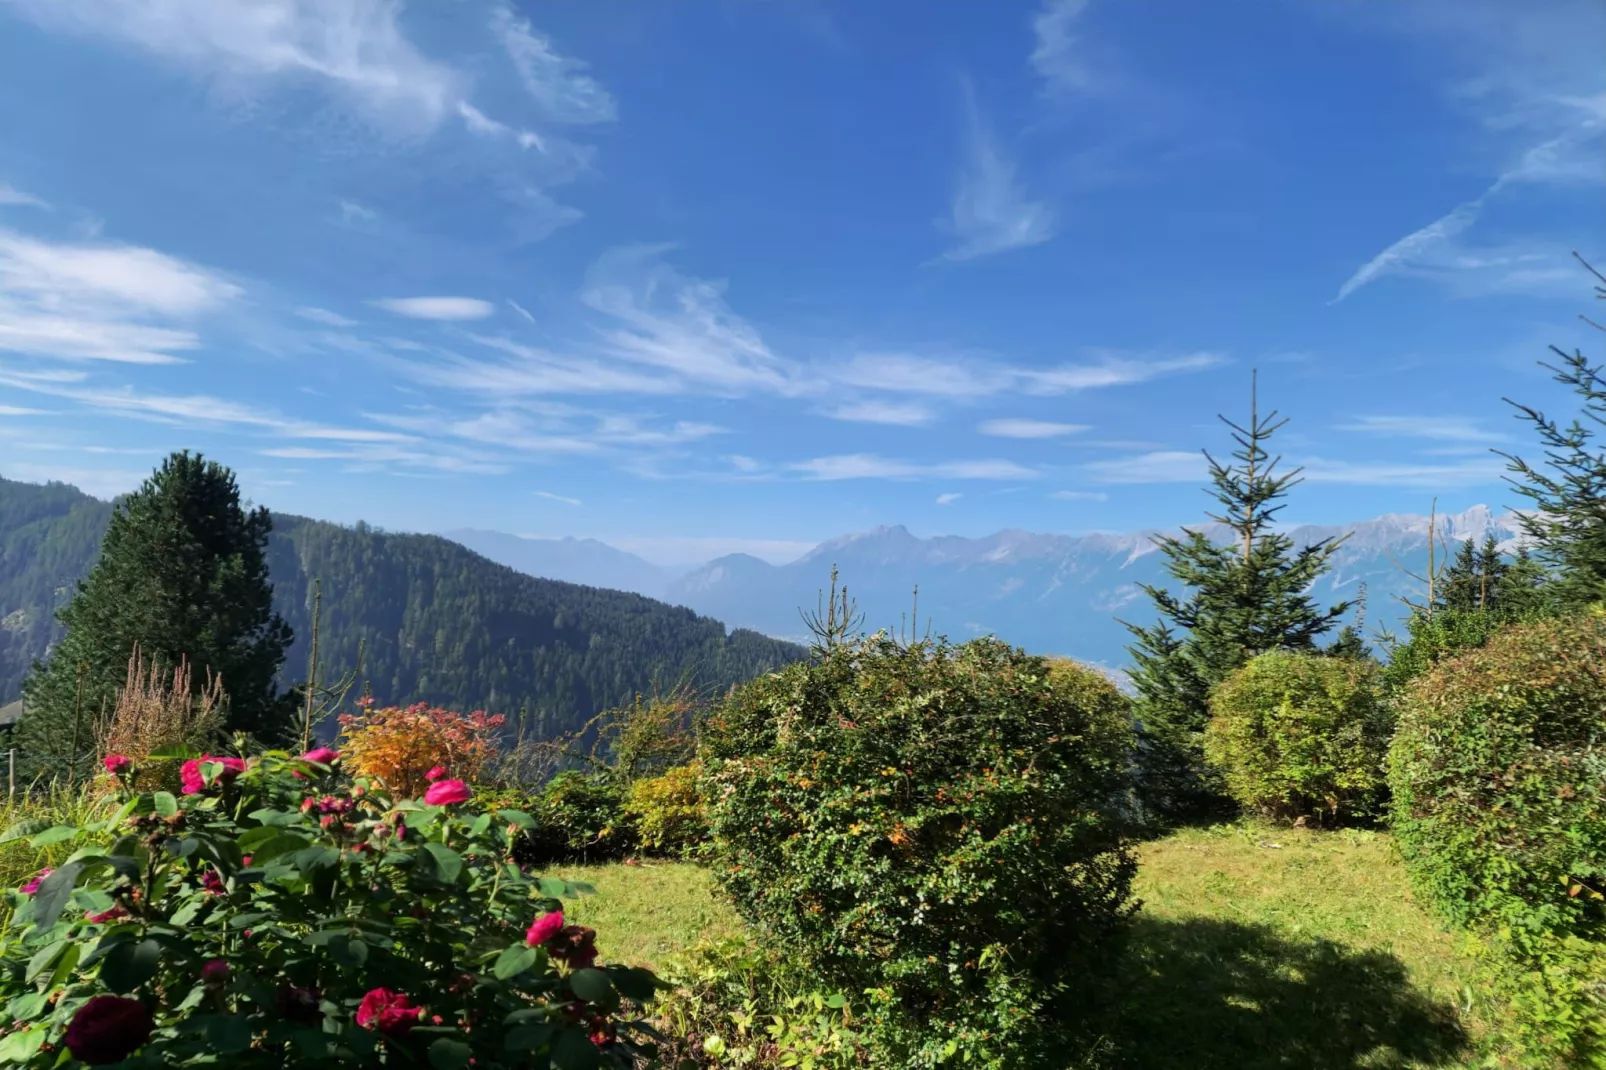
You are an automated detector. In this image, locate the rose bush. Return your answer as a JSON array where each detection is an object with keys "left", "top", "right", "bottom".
[{"left": 0, "top": 747, "right": 665, "bottom": 1067}]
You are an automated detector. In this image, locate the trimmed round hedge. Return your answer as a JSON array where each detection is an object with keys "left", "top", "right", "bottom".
[
  {"left": 700, "top": 636, "right": 1137, "bottom": 1069},
  {"left": 1204, "top": 651, "right": 1389, "bottom": 823},
  {"left": 1388, "top": 610, "right": 1606, "bottom": 1063}
]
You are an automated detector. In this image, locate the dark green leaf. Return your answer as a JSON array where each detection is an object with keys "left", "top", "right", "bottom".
[
  {"left": 428, "top": 1038, "right": 473, "bottom": 1070},
  {"left": 497, "top": 809, "right": 536, "bottom": 830},
  {"left": 29, "top": 859, "right": 89, "bottom": 930},
  {"left": 493, "top": 945, "right": 537, "bottom": 980},
  {"left": 536, "top": 877, "right": 569, "bottom": 899},
  {"left": 153, "top": 792, "right": 179, "bottom": 818},
  {"left": 25, "top": 940, "right": 67, "bottom": 984},
  {"left": 608, "top": 966, "right": 661, "bottom": 1002},
  {"left": 203, "top": 1015, "right": 253, "bottom": 1054},
  {"left": 0, "top": 818, "right": 52, "bottom": 844},
  {"left": 567, "top": 968, "right": 612, "bottom": 1003},
  {"left": 247, "top": 808, "right": 301, "bottom": 827},
  {"left": 26, "top": 825, "right": 79, "bottom": 848},
  {"left": 292, "top": 844, "right": 340, "bottom": 872},
  {"left": 228, "top": 912, "right": 270, "bottom": 930},
  {"left": 248, "top": 832, "right": 310, "bottom": 864},
  {"left": 551, "top": 1027, "right": 601, "bottom": 1070},
  {"left": 422, "top": 843, "right": 463, "bottom": 884},
  {"left": 99, "top": 938, "right": 161, "bottom": 994},
  {"left": 48, "top": 943, "right": 81, "bottom": 989},
  {"left": 504, "top": 1023, "right": 554, "bottom": 1051}
]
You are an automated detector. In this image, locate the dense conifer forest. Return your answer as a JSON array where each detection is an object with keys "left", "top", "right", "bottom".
[{"left": 0, "top": 475, "right": 804, "bottom": 737}]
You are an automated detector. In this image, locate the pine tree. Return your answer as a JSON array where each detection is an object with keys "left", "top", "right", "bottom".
[
  {"left": 1499, "top": 255, "right": 1606, "bottom": 605},
  {"left": 1437, "top": 538, "right": 1482, "bottom": 613},
  {"left": 1122, "top": 373, "right": 1350, "bottom": 819},
  {"left": 17, "top": 452, "right": 294, "bottom": 776},
  {"left": 1494, "top": 545, "right": 1549, "bottom": 617}
]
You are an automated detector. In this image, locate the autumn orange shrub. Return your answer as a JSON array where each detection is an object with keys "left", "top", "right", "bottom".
[{"left": 337, "top": 701, "right": 504, "bottom": 797}]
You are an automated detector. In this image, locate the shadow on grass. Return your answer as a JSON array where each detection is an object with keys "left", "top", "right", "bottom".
[{"left": 1073, "top": 916, "right": 1469, "bottom": 1069}]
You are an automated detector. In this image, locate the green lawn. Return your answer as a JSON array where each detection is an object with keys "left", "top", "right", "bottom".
[{"left": 559, "top": 825, "right": 1503, "bottom": 1069}]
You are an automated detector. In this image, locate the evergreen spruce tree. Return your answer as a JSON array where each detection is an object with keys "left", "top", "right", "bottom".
[
  {"left": 1123, "top": 373, "right": 1350, "bottom": 820},
  {"left": 1499, "top": 255, "right": 1606, "bottom": 604},
  {"left": 1437, "top": 538, "right": 1483, "bottom": 613},
  {"left": 17, "top": 452, "right": 294, "bottom": 777}
]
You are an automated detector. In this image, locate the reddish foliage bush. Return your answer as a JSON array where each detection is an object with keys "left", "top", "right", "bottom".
[{"left": 338, "top": 702, "right": 504, "bottom": 797}]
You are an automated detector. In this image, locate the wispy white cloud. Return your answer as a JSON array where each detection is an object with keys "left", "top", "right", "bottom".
[
  {"left": 939, "top": 90, "right": 1055, "bottom": 262},
  {"left": 581, "top": 246, "right": 808, "bottom": 397},
  {"left": 1031, "top": 0, "right": 1093, "bottom": 94},
  {"left": 978, "top": 417, "right": 1087, "bottom": 438},
  {"left": 1299, "top": 456, "right": 1507, "bottom": 488},
  {"left": 0, "top": 228, "right": 239, "bottom": 364},
  {"left": 534, "top": 490, "right": 582, "bottom": 506},
  {"left": 0, "top": 462, "right": 149, "bottom": 498},
  {"left": 936, "top": 492, "right": 963, "bottom": 505},
  {"left": 295, "top": 306, "right": 358, "bottom": 328},
  {"left": 1024, "top": 351, "right": 1223, "bottom": 393},
  {"left": 791, "top": 454, "right": 1038, "bottom": 481},
  {"left": 0, "top": 405, "right": 51, "bottom": 416},
  {"left": 491, "top": 2, "right": 616, "bottom": 125},
  {"left": 371, "top": 296, "right": 496, "bottom": 321},
  {"left": 832, "top": 353, "right": 1013, "bottom": 397},
  {"left": 416, "top": 336, "right": 683, "bottom": 397},
  {"left": 822, "top": 400, "right": 936, "bottom": 426},
  {"left": 339, "top": 200, "right": 377, "bottom": 225},
  {"left": 1340, "top": 414, "right": 1512, "bottom": 443},
  {"left": 0, "top": 184, "right": 49, "bottom": 210},
  {"left": 1050, "top": 489, "right": 1109, "bottom": 501},
  {"left": 506, "top": 299, "right": 535, "bottom": 323},
  {"left": 1084, "top": 450, "right": 1206, "bottom": 484},
  {"left": 4, "top": 0, "right": 462, "bottom": 133}
]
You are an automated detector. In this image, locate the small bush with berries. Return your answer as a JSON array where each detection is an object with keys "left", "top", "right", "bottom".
[{"left": 0, "top": 746, "right": 666, "bottom": 1067}]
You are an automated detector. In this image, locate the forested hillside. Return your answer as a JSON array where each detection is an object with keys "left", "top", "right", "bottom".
[{"left": 0, "top": 476, "right": 804, "bottom": 734}]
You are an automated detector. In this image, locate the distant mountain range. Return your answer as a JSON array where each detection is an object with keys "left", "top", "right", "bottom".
[
  {"left": 1, "top": 477, "right": 804, "bottom": 732},
  {"left": 453, "top": 507, "right": 1525, "bottom": 672}
]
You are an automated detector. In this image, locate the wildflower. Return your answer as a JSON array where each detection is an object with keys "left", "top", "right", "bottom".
[
  {"left": 102, "top": 754, "right": 132, "bottom": 777},
  {"left": 525, "top": 910, "right": 565, "bottom": 947},
  {"left": 424, "top": 779, "right": 471, "bottom": 806},
  {"left": 356, "top": 988, "right": 422, "bottom": 1036},
  {"left": 20, "top": 868, "right": 52, "bottom": 895},
  {"left": 425, "top": 765, "right": 448, "bottom": 782},
  {"left": 201, "top": 960, "right": 230, "bottom": 986},
  {"left": 64, "top": 995, "right": 154, "bottom": 1065}
]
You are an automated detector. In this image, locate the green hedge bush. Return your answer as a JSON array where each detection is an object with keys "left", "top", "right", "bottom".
[
  {"left": 701, "top": 636, "right": 1137, "bottom": 1068},
  {"left": 1204, "top": 651, "right": 1389, "bottom": 823},
  {"left": 623, "top": 763, "right": 706, "bottom": 858},
  {"left": 0, "top": 750, "right": 663, "bottom": 1067},
  {"left": 511, "top": 772, "right": 637, "bottom": 868},
  {"left": 1389, "top": 610, "right": 1606, "bottom": 1066}
]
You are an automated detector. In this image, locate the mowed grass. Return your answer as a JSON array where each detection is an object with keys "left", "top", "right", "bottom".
[
  {"left": 560, "top": 825, "right": 1501, "bottom": 1069},
  {"left": 550, "top": 861, "right": 741, "bottom": 973},
  {"left": 1092, "top": 821, "right": 1497, "bottom": 1069}
]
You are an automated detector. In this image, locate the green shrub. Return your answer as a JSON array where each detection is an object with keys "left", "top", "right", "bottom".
[
  {"left": 1380, "top": 606, "right": 1518, "bottom": 692},
  {"left": 624, "top": 763, "right": 706, "bottom": 857},
  {"left": 1203, "top": 651, "right": 1389, "bottom": 823},
  {"left": 1389, "top": 610, "right": 1606, "bottom": 1066},
  {"left": 701, "top": 635, "right": 1137, "bottom": 1068},
  {"left": 514, "top": 771, "right": 637, "bottom": 867},
  {"left": 0, "top": 750, "right": 663, "bottom": 1067}
]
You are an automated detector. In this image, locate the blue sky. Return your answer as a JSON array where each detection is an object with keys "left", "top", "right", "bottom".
[{"left": 0, "top": 0, "right": 1601, "bottom": 565}]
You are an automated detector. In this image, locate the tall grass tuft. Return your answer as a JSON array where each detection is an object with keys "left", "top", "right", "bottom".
[
  {"left": 0, "top": 783, "right": 111, "bottom": 904},
  {"left": 97, "top": 645, "right": 226, "bottom": 793}
]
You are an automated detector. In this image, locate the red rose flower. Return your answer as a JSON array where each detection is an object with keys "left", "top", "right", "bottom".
[
  {"left": 423, "top": 779, "right": 471, "bottom": 806},
  {"left": 425, "top": 765, "right": 448, "bottom": 782},
  {"left": 20, "top": 868, "right": 52, "bottom": 895},
  {"left": 200, "top": 868, "right": 226, "bottom": 896},
  {"left": 86, "top": 906, "right": 128, "bottom": 924},
  {"left": 356, "top": 988, "right": 422, "bottom": 1036},
  {"left": 65, "top": 995, "right": 153, "bottom": 1065},
  {"left": 102, "top": 754, "right": 132, "bottom": 776},
  {"left": 201, "top": 959, "right": 230, "bottom": 986},
  {"left": 550, "top": 925, "right": 599, "bottom": 969},
  {"left": 180, "top": 755, "right": 245, "bottom": 795},
  {"left": 526, "top": 910, "right": 565, "bottom": 947},
  {"left": 301, "top": 746, "right": 339, "bottom": 765}
]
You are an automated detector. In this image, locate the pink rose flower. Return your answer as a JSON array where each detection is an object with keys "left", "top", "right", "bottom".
[
  {"left": 425, "top": 765, "right": 448, "bottom": 783},
  {"left": 423, "top": 779, "right": 471, "bottom": 806},
  {"left": 65, "top": 995, "right": 153, "bottom": 1065},
  {"left": 86, "top": 906, "right": 129, "bottom": 924},
  {"left": 356, "top": 988, "right": 422, "bottom": 1036},
  {"left": 301, "top": 747, "right": 339, "bottom": 765},
  {"left": 201, "top": 959, "right": 230, "bottom": 985},
  {"left": 526, "top": 910, "right": 565, "bottom": 947},
  {"left": 180, "top": 755, "right": 246, "bottom": 795},
  {"left": 200, "top": 869, "right": 226, "bottom": 896},
  {"left": 102, "top": 754, "right": 132, "bottom": 777},
  {"left": 20, "top": 868, "right": 52, "bottom": 895}
]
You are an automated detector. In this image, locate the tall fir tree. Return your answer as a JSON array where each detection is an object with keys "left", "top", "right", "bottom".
[
  {"left": 1122, "top": 373, "right": 1350, "bottom": 819},
  {"left": 17, "top": 452, "right": 294, "bottom": 776},
  {"left": 1499, "top": 255, "right": 1606, "bottom": 605}
]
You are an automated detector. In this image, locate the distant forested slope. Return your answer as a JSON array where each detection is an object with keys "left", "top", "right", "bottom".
[{"left": 0, "top": 476, "right": 803, "bottom": 734}]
